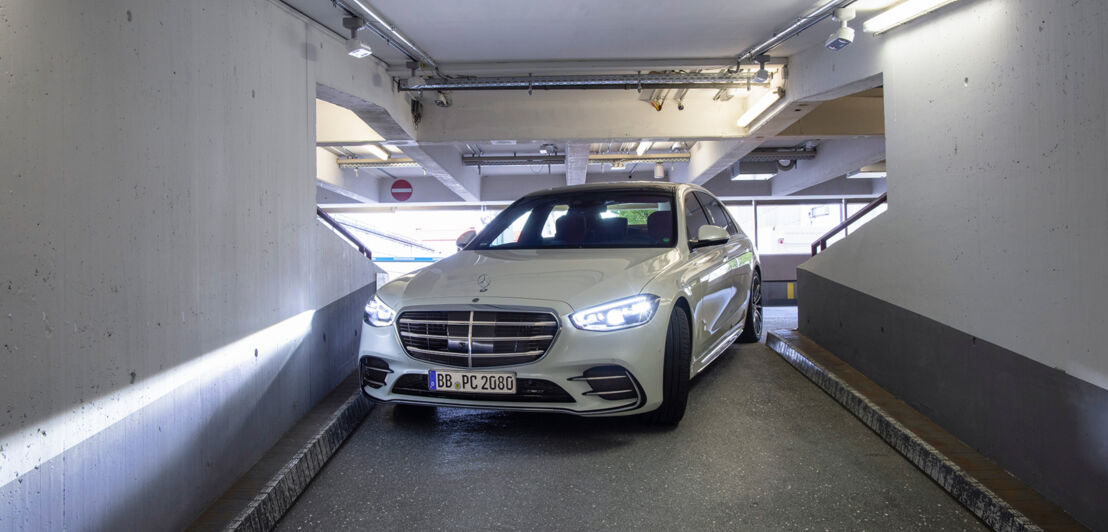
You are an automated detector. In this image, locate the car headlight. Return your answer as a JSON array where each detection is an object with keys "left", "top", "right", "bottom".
[
  {"left": 570, "top": 294, "right": 660, "bottom": 332},
  {"left": 364, "top": 295, "right": 396, "bottom": 327}
]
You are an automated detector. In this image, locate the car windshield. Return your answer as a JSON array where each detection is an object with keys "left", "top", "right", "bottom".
[{"left": 468, "top": 190, "right": 676, "bottom": 250}]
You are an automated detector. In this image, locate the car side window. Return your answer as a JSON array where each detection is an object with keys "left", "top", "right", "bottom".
[
  {"left": 684, "top": 192, "right": 711, "bottom": 241},
  {"left": 695, "top": 191, "right": 738, "bottom": 236},
  {"left": 488, "top": 209, "right": 533, "bottom": 247}
]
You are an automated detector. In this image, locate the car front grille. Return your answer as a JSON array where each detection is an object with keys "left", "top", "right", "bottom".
[{"left": 396, "top": 310, "right": 559, "bottom": 368}]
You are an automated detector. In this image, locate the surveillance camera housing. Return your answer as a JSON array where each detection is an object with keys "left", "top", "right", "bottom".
[
  {"left": 825, "top": 26, "right": 854, "bottom": 50},
  {"left": 750, "top": 54, "right": 772, "bottom": 84},
  {"left": 434, "top": 92, "right": 452, "bottom": 108},
  {"left": 826, "top": 7, "right": 856, "bottom": 51},
  {"left": 752, "top": 67, "right": 770, "bottom": 84}
]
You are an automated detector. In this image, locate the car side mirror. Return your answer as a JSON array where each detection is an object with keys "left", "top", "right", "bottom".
[
  {"left": 456, "top": 229, "right": 477, "bottom": 250},
  {"left": 690, "top": 225, "right": 729, "bottom": 249}
]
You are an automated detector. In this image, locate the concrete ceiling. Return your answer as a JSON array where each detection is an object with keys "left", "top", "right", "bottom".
[
  {"left": 299, "top": 0, "right": 890, "bottom": 206},
  {"left": 364, "top": 0, "right": 826, "bottom": 63}
]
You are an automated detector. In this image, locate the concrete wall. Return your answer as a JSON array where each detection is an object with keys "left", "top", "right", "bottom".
[
  {"left": 0, "top": 0, "right": 389, "bottom": 528},
  {"left": 800, "top": 0, "right": 1108, "bottom": 399},
  {"left": 794, "top": 0, "right": 1107, "bottom": 527}
]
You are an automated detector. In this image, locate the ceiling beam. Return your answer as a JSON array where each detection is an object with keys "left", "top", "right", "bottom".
[
  {"left": 399, "top": 144, "right": 481, "bottom": 202},
  {"left": 776, "top": 94, "right": 885, "bottom": 137},
  {"left": 565, "top": 143, "right": 589, "bottom": 186},
  {"left": 316, "top": 85, "right": 413, "bottom": 140},
  {"left": 684, "top": 139, "right": 760, "bottom": 185},
  {"left": 415, "top": 90, "right": 751, "bottom": 142},
  {"left": 771, "top": 137, "right": 886, "bottom": 196},
  {"left": 684, "top": 98, "right": 823, "bottom": 184},
  {"left": 316, "top": 179, "right": 377, "bottom": 204}
]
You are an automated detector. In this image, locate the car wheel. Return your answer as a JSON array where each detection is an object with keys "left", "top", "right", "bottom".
[
  {"left": 737, "top": 269, "right": 763, "bottom": 343},
  {"left": 644, "top": 307, "right": 692, "bottom": 426}
]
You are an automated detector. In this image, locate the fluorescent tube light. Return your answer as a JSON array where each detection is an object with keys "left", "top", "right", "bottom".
[
  {"left": 862, "top": 0, "right": 959, "bottom": 34},
  {"left": 365, "top": 144, "right": 390, "bottom": 160},
  {"left": 736, "top": 88, "right": 783, "bottom": 128},
  {"left": 635, "top": 141, "right": 652, "bottom": 156},
  {"left": 731, "top": 173, "right": 776, "bottom": 181},
  {"left": 847, "top": 161, "right": 886, "bottom": 178}
]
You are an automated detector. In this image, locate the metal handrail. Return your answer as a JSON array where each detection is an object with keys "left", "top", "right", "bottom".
[
  {"left": 317, "top": 207, "right": 372, "bottom": 260},
  {"left": 811, "top": 193, "right": 887, "bottom": 256}
]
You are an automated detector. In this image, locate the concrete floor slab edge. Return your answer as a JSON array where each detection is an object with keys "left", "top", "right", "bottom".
[
  {"left": 225, "top": 391, "right": 373, "bottom": 532},
  {"left": 766, "top": 331, "right": 1040, "bottom": 532}
]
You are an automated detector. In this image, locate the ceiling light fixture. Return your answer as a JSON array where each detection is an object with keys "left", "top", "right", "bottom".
[
  {"left": 611, "top": 161, "right": 627, "bottom": 170},
  {"left": 862, "top": 0, "right": 959, "bottom": 34},
  {"left": 846, "top": 170, "right": 887, "bottom": 179},
  {"left": 847, "top": 162, "right": 887, "bottom": 178},
  {"left": 736, "top": 88, "right": 784, "bottom": 128},
  {"left": 635, "top": 141, "right": 652, "bottom": 156},
  {"left": 731, "top": 172, "right": 777, "bottom": 181},
  {"left": 364, "top": 144, "right": 390, "bottom": 160},
  {"left": 654, "top": 162, "right": 666, "bottom": 179}
]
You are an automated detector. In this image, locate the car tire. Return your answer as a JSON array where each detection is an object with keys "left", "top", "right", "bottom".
[
  {"left": 737, "top": 269, "right": 763, "bottom": 343},
  {"left": 644, "top": 307, "right": 692, "bottom": 426}
]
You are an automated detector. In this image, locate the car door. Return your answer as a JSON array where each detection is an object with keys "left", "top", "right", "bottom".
[
  {"left": 682, "top": 191, "right": 733, "bottom": 366},
  {"left": 694, "top": 191, "right": 755, "bottom": 337}
]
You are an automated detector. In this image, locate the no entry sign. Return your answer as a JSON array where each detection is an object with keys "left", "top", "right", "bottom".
[{"left": 390, "top": 179, "right": 413, "bottom": 202}]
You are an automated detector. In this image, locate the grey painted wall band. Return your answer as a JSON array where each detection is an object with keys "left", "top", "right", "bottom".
[{"left": 767, "top": 331, "right": 1039, "bottom": 532}]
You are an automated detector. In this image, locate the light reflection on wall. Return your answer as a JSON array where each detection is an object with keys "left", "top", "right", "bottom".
[{"left": 0, "top": 310, "right": 316, "bottom": 485}]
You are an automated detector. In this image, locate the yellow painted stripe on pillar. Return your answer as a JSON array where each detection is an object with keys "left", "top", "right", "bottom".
[{"left": 787, "top": 282, "right": 795, "bottom": 299}]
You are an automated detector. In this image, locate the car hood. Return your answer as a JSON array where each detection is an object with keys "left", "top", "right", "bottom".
[{"left": 378, "top": 248, "right": 681, "bottom": 311}]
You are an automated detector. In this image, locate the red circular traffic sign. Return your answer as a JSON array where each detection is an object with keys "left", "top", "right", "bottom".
[{"left": 390, "top": 179, "right": 413, "bottom": 202}]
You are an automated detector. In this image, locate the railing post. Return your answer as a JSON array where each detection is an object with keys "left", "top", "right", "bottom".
[
  {"left": 809, "top": 193, "right": 887, "bottom": 256},
  {"left": 316, "top": 207, "right": 373, "bottom": 261}
]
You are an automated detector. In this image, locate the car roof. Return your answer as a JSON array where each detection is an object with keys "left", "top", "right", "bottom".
[{"left": 522, "top": 181, "right": 709, "bottom": 198}]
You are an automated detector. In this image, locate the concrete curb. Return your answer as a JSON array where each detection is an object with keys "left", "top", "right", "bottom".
[
  {"left": 767, "top": 330, "right": 1040, "bottom": 532},
  {"left": 225, "top": 390, "right": 372, "bottom": 532}
]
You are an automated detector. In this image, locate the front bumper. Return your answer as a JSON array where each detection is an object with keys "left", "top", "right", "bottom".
[{"left": 357, "top": 296, "right": 670, "bottom": 416}]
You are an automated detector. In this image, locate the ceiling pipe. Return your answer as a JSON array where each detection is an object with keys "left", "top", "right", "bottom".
[
  {"left": 336, "top": 148, "right": 817, "bottom": 168},
  {"left": 735, "top": 0, "right": 856, "bottom": 66},
  {"left": 446, "top": 149, "right": 816, "bottom": 168},
  {"left": 385, "top": 58, "right": 743, "bottom": 77},
  {"left": 400, "top": 72, "right": 759, "bottom": 92},
  {"left": 337, "top": 158, "right": 420, "bottom": 168}
]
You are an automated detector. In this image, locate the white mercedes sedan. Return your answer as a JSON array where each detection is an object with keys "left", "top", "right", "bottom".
[{"left": 358, "top": 182, "right": 761, "bottom": 424}]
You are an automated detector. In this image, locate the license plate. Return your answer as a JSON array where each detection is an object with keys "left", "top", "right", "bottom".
[{"left": 428, "top": 370, "right": 516, "bottom": 394}]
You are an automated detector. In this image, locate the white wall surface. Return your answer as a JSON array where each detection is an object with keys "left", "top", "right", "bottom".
[
  {"left": 316, "top": 147, "right": 345, "bottom": 184},
  {"left": 799, "top": 0, "right": 1108, "bottom": 390},
  {"left": 0, "top": 0, "right": 386, "bottom": 528}
]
